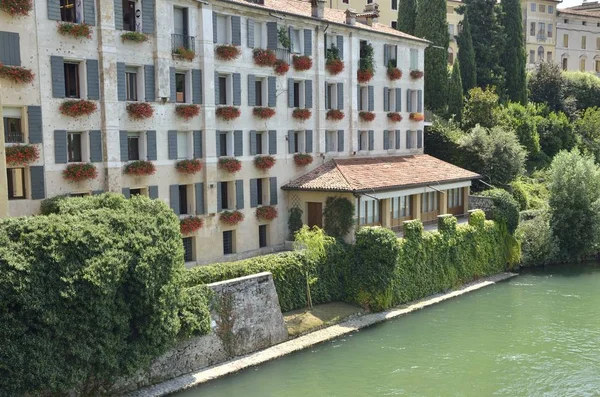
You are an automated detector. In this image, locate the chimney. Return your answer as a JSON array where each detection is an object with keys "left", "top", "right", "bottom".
[
  {"left": 311, "top": 0, "right": 326, "bottom": 18},
  {"left": 361, "top": 3, "right": 379, "bottom": 26},
  {"left": 345, "top": 9, "right": 356, "bottom": 25}
]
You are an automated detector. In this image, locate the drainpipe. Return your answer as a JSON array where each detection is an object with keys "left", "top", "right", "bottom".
[{"left": 0, "top": 80, "right": 8, "bottom": 218}]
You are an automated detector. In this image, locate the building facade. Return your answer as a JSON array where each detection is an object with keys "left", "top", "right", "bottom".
[
  {"left": 555, "top": 8, "right": 600, "bottom": 73},
  {"left": 523, "top": 0, "right": 562, "bottom": 68}
]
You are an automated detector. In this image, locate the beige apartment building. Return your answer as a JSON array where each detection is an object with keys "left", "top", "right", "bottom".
[
  {"left": 523, "top": 0, "right": 562, "bottom": 68},
  {"left": 556, "top": 8, "right": 600, "bottom": 73}
]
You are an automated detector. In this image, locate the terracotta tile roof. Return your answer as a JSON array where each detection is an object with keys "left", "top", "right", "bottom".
[
  {"left": 282, "top": 155, "right": 480, "bottom": 192},
  {"left": 558, "top": 8, "right": 600, "bottom": 18},
  {"left": 217, "top": 0, "right": 429, "bottom": 43}
]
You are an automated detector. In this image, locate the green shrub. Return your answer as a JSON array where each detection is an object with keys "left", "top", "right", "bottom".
[
  {"left": 288, "top": 207, "right": 303, "bottom": 240},
  {"left": 178, "top": 285, "right": 213, "bottom": 338},
  {"left": 480, "top": 188, "right": 520, "bottom": 234},
  {"left": 516, "top": 212, "right": 558, "bottom": 267},
  {"left": 39, "top": 194, "right": 68, "bottom": 214},
  {"left": 509, "top": 180, "right": 529, "bottom": 211},
  {"left": 0, "top": 194, "right": 191, "bottom": 396},
  {"left": 323, "top": 196, "right": 355, "bottom": 239},
  {"left": 468, "top": 209, "right": 485, "bottom": 228}
]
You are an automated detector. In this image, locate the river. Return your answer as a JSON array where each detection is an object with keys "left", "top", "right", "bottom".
[{"left": 174, "top": 263, "right": 600, "bottom": 397}]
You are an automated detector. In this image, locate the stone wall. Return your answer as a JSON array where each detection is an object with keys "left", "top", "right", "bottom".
[
  {"left": 468, "top": 195, "right": 495, "bottom": 219},
  {"left": 117, "top": 272, "right": 288, "bottom": 393}
]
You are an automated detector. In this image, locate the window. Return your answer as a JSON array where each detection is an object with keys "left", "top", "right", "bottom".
[
  {"left": 176, "top": 73, "right": 186, "bottom": 103},
  {"left": 60, "top": 0, "right": 78, "bottom": 22},
  {"left": 359, "top": 86, "right": 368, "bottom": 111},
  {"left": 255, "top": 131, "right": 264, "bottom": 155},
  {"left": 530, "top": 22, "right": 536, "bottom": 36},
  {"left": 385, "top": 88, "right": 396, "bottom": 112},
  {"left": 564, "top": 19, "right": 569, "bottom": 24},
  {"left": 406, "top": 130, "right": 415, "bottom": 149},
  {"left": 384, "top": 45, "right": 397, "bottom": 67},
  {"left": 223, "top": 231, "right": 234, "bottom": 255},
  {"left": 253, "top": 21, "right": 266, "bottom": 48},
  {"left": 421, "top": 192, "right": 438, "bottom": 213},
  {"left": 596, "top": 59, "right": 600, "bottom": 73},
  {"left": 218, "top": 131, "right": 234, "bottom": 156},
  {"left": 215, "top": 14, "right": 229, "bottom": 44},
  {"left": 529, "top": 50, "right": 535, "bottom": 64},
  {"left": 71, "top": 192, "right": 89, "bottom": 197},
  {"left": 530, "top": 3, "right": 536, "bottom": 12},
  {"left": 538, "top": 22, "right": 545, "bottom": 38},
  {"left": 391, "top": 196, "right": 410, "bottom": 219},
  {"left": 580, "top": 58, "right": 586, "bottom": 71},
  {"left": 391, "top": 21, "right": 397, "bottom": 29},
  {"left": 597, "top": 38, "right": 600, "bottom": 50},
  {"left": 3, "top": 111, "right": 23, "bottom": 143},
  {"left": 179, "top": 185, "right": 189, "bottom": 215},
  {"left": 258, "top": 225, "right": 267, "bottom": 248},
  {"left": 391, "top": 0, "right": 397, "bottom": 10},
  {"left": 64, "top": 62, "right": 80, "bottom": 98},
  {"left": 7, "top": 168, "right": 26, "bottom": 200},
  {"left": 293, "top": 82, "right": 301, "bottom": 107},
  {"left": 290, "top": 28, "right": 302, "bottom": 54},
  {"left": 326, "top": 83, "right": 337, "bottom": 110},
  {"left": 122, "top": 0, "right": 136, "bottom": 31},
  {"left": 183, "top": 237, "right": 194, "bottom": 262},
  {"left": 358, "top": 131, "right": 368, "bottom": 151},
  {"left": 547, "top": 24, "right": 553, "bottom": 38},
  {"left": 217, "top": 74, "right": 233, "bottom": 105},
  {"left": 548, "top": 5, "right": 554, "bottom": 14},
  {"left": 538, "top": 46, "right": 544, "bottom": 62},
  {"left": 291, "top": 131, "right": 305, "bottom": 153},
  {"left": 359, "top": 199, "right": 379, "bottom": 225},
  {"left": 67, "top": 132, "right": 82, "bottom": 162},
  {"left": 177, "top": 131, "right": 190, "bottom": 159},
  {"left": 539, "top": 4, "right": 545, "bottom": 13},
  {"left": 220, "top": 181, "right": 234, "bottom": 210},
  {"left": 410, "top": 49, "right": 418, "bottom": 70},
  {"left": 128, "top": 132, "right": 140, "bottom": 161},
  {"left": 130, "top": 188, "right": 142, "bottom": 196},
  {"left": 448, "top": 24, "right": 455, "bottom": 37},
  {"left": 447, "top": 188, "right": 463, "bottom": 209},
  {"left": 253, "top": 77, "right": 266, "bottom": 107},
  {"left": 126, "top": 67, "right": 138, "bottom": 101},
  {"left": 256, "top": 178, "right": 266, "bottom": 206},
  {"left": 562, "top": 57, "right": 568, "bottom": 71},
  {"left": 582, "top": 36, "right": 587, "bottom": 49},
  {"left": 326, "top": 130, "right": 337, "bottom": 152},
  {"left": 173, "top": 7, "right": 190, "bottom": 46},
  {"left": 564, "top": 34, "right": 569, "bottom": 48}
]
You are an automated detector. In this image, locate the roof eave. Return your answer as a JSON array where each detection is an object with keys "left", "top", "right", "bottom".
[{"left": 354, "top": 175, "right": 481, "bottom": 194}]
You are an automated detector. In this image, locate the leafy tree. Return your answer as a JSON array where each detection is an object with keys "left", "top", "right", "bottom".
[
  {"left": 288, "top": 207, "right": 303, "bottom": 240},
  {"left": 497, "top": 102, "right": 541, "bottom": 156},
  {"left": 424, "top": 117, "right": 465, "bottom": 165},
  {"left": 456, "top": 10, "right": 477, "bottom": 94},
  {"left": 447, "top": 60, "right": 464, "bottom": 121},
  {"left": 462, "top": 86, "right": 500, "bottom": 129},
  {"left": 548, "top": 149, "right": 600, "bottom": 259},
  {"left": 537, "top": 110, "right": 576, "bottom": 158},
  {"left": 563, "top": 71, "right": 600, "bottom": 110},
  {"left": 500, "top": 0, "right": 527, "bottom": 104},
  {"left": 293, "top": 226, "right": 331, "bottom": 309},
  {"left": 516, "top": 212, "right": 558, "bottom": 267},
  {"left": 415, "top": 0, "right": 449, "bottom": 112},
  {"left": 397, "top": 0, "right": 417, "bottom": 34},
  {"left": 459, "top": 125, "right": 526, "bottom": 186},
  {"left": 323, "top": 196, "right": 355, "bottom": 239},
  {"left": 479, "top": 188, "right": 520, "bottom": 234},
  {"left": 528, "top": 61, "right": 567, "bottom": 113},
  {"left": 575, "top": 107, "right": 600, "bottom": 163}
]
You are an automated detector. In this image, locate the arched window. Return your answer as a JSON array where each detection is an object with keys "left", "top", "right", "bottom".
[
  {"left": 562, "top": 57, "right": 568, "bottom": 71},
  {"left": 538, "top": 46, "right": 544, "bottom": 61}
]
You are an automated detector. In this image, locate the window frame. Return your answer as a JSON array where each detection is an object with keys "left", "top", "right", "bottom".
[
  {"left": 223, "top": 230, "right": 234, "bottom": 255},
  {"left": 122, "top": 0, "right": 137, "bottom": 32},
  {"left": 175, "top": 72, "right": 188, "bottom": 104},
  {"left": 182, "top": 237, "right": 194, "bottom": 262},
  {"left": 215, "top": 14, "right": 231, "bottom": 45},
  {"left": 358, "top": 130, "right": 368, "bottom": 152},
  {"left": 60, "top": 0, "right": 78, "bottom": 23},
  {"left": 3, "top": 111, "right": 24, "bottom": 144},
  {"left": 67, "top": 131, "right": 85, "bottom": 163},
  {"left": 7, "top": 167, "right": 27, "bottom": 200},
  {"left": 326, "top": 130, "right": 337, "bottom": 153},
  {"left": 218, "top": 73, "right": 232, "bottom": 106},
  {"left": 125, "top": 67, "right": 139, "bottom": 102},
  {"left": 258, "top": 225, "right": 268, "bottom": 248},
  {"left": 127, "top": 132, "right": 143, "bottom": 161},
  {"left": 292, "top": 130, "right": 305, "bottom": 154},
  {"left": 177, "top": 131, "right": 192, "bottom": 159},
  {"left": 64, "top": 62, "right": 81, "bottom": 99},
  {"left": 218, "top": 131, "right": 234, "bottom": 157}
]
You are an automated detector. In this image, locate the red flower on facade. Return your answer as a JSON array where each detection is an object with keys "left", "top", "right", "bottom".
[
  {"left": 325, "top": 58, "right": 344, "bottom": 75},
  {"left": 387, "top": 68, "right": 402, "bottom": 81},
  {"left": 126, "top": 102, "right": 154, "bottom": 120},
  {"left": 218, "top": 157, "right": 242, "bottom": 173},
  {"left": 357, "top": 69, "right": 373, "bottom": 83},
  {"left": 0, "top": 0, "right": 32, "bottom": 16},
  {"left": 256, "top": 206, "right": 278, "bottom": 221},
  {"left": 123, "top": 160, "right": 156, "bottom": 176},
  {"left": 59, "top": 100, "right": 97, "bottom": 117},
  {"left": 62, "top": 163, "right": 97, "bottom": 182},
  {"left": 326, "top": 109, "right": 344, "bottom": 121},
  {"left": 5, "top": 145, "right": 39, "bottom": 165},
  {"left": 387, "top": 112, "right": 402, "bottom": 122},
  {"left": 294, "top": 153, "right": 313, "bottom": 166},
  {"left": 254, "top": 155, "right": 276, "bottom": 170},
  {"left": 292, "top": 55, "right": 312, "bottom": 71},
  {"left": 359, "top": 111, "right": 376, "bottom": 122},
  {"left": 175, "top": 159, "right": 203, "bottom": 175},
  {"left": 57, "top": 22, "right": 92, "bottom": 39},
  {"left": 215, "top": 45, "right": 241, "bottom": 61},
  {"left": 0, "top": 64, "right": 35, "bottom": 84},
  {"left": 253, "top": 49, "right": 277, "bottom": 67},
  {"left": 273, "top": 60, "right": 290, "bottom": 75},
  {"left": 409, "top": 112, "right": 425, "bottom": 121},
  {"left": 292, "top": 108, "right": 311, "bottom": 121},
  {"left": 220, "top": 210, "right": 244, "bottom": 225},
  {"left": 410, "top": 70, "right": 424, "bottom": 79},
  {"left": 175, "top": 104, "right": 200, "bottom": 121},
  {"left": 174, "top": 46, "right": 195, "bottom": 61},
  {"left": 253, "top": 107, "right": 275, "bottom": 120},
  {"left": 180, "top": 216, "right": 204, "bottom": 235},
  {"left": 216, "top": 106, "right": 241, "bottom": 121}
]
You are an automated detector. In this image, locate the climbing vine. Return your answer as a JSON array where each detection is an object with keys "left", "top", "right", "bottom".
[
  {"left": 288, "top": 207, "right": 303, "bottom": 240},
  {"left": 212, "top": 292, "right": 236, "bottom": 356},
  {"left": 278, "top": 27, "right": 290, "bottom": 49},
  {"left": 323, "top": 196, "right": 355, "bottom": 239}
]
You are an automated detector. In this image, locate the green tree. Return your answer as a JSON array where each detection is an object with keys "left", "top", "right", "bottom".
[
  {"left": 415, "top": 0, "right": 449, "bottom": 112},
  {"left": 397, "top": 0, "right": 417, "bottom": 34},
  {"left": 548, "top": 149, "right": 600, "bottom": 259},
  {"left": 575, "top": 107, "right": 600, "bottom": 163},
  {"left": 293, "top": 226, "right": 331, "bottom": 309},
  {"left": 563, "top": 71, "right": 600, "bottom": 110},
  {"left": 424, "top": 117, "right": 465, "bottom": 165},
  {"left": 516, "top": 212, "right": 558, "bottom": 267},
  {"left": 456, "top": 10, "right": 477, "bottom": 94},
  {"left": 462, "top": 86, "right": 500, "bottom": 129},
  {"left": 500, "top": 0, "right": 527, "bottom": 104},
  {"left": 497, "top": 102, "right": 541, "bottom": 156},
  {"left": 447, "top": 60, "right": 464, "bottom": 121},
  {"left": 537, "top": 110, "right": 576, "bottom": 158},
  {"left": 528, "top": 61, "right": 567, "bottom": 113}
]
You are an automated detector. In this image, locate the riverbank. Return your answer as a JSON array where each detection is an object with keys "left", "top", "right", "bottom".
[{"left": 127, "top": 272, "right": 517, "bottom": 397}]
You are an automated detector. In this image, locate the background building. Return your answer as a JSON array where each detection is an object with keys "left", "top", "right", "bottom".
[{"left": 556, "top": 8, "right": 600, "bottom": 72}]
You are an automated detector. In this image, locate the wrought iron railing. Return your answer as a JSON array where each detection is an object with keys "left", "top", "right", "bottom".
[
  {"left": 536, "top": 33, "right": 547, "bottom": 42},
  {"left": 4, "top": 131, "right": 24, "bottom": 143},
  {"left": 171, "top": 34, "right": 195, "bottom": 53}
]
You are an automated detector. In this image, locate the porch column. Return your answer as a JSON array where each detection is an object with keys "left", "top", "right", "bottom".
[
  {"left": 381, "top": 198, "right": 391, "bottom": 228},
  {"left": 463, "top": 186, "right": 470, "bottom": 213},
  {"left": 439, "top": 191, "right": 448, "bottom": 215},
  {"left": 413, "top": 193, "right": 422, "bottom": 221}
]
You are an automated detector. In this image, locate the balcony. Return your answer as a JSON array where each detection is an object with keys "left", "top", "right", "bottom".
[
  {"left": 4, "top": 130, "right": 24, "bottom": 143},
  {"left": 171, "top": 34, "right": 195, "bottom": 54},
  {"left": 536, "top": 33, "right": 547, "bottom": 42}
]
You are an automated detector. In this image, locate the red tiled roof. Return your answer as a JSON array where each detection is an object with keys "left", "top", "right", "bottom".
[
  {"left": 282, "top": 155, "right": 480, "bottom": 192},
  {"left": 218, "top": 0, "right": 429, "bottom": 43},
  {"left": 558, "top": 8, "right": 600, "bottom": 18}
]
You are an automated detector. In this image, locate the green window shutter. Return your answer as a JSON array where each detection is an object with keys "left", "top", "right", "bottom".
[
  {"left": 268, "top": 77, "right": 276, "bottom": 107},
  {"left": 305, "top": 130, "right": 313, "bottom": 153},
  {"left": 268, "top": 130, "right": 277, "bottom": 155},
  {"left": 30, "top": 166, "right": 45, "bottom": 200},
  {"left": 231, "top": 16, "right": 241, "bottom": 46},
  {"left": 50, "top": 56, "right": 65, "bottom": 98},
  {"left": 247, "top": 19, "right": 255, "bottom": 48},
  {"left": 212, "top": 11, "right": 218, "bottom": 43},
  {"left": 270, "top": 177, "right": 278, "bottom": 205},
  {"left": 141, "top": 0, "right": 155, "bottom": 34},
  {"left": 250, "top": 178, "right": 258, "bottom": 208},
  {"left": 168, "top": 130, "right": 177, "bottom": 160},
  {"left": 305, "top": 80, "right": 313, "bottom": 108},
  {"left": 214, "top": 71, "right": 220, "bottom": 105},
  {"left": 148, "top": 185, "right": 159, "bottom": 199},
  {"left": 47, "top": 0, "right": 61, "bottom": 20},
  {"left": 383, "top": 87, "right": 389, "bottom": 112},
  {"left": 145, "top": 64, "right": 156, "bottom": 102},
  {"left": 395, "top": 88, "right": 402, "bottom": 112},
  {"left": 86, "top": 59, "right": 100, "bottom": 100},
  {"left": 395, "top": 130, "right": 401, "bottom": 149},
  {"left": 250, "top": 130, "right": 257, "bottom": 156},
  {"left": 169, "top": 184, "right": 180, "bottom": 215},
  {"left": 384, "top": 130, "right": 389, "bottom": 150},
  {"left": 117, "top": 62, "right": 126, "bottom": 101},
  {"left": 417, "top": 90, "right": 423, "bottom": 113},
  {"left": 0, "top": 32, "right": 21, "bottom": 66},
  {"left": 169, "top": 67, "right": 176, "bottom": 102},
  {"left": 288, "top": 78, "right": 294, "bottom": 108},
  {"left": 235, "top": 180, "right": 244, "bottom": 209},
  {"left": 122, "top": 187, "right": 131, "bottom": 199},
  {"left": 27, "top": 106, "right": 43, "bottom": 144},
  {"left": 193, "top": 130, "right": 202, "bottom": 158},
  {"left": 89, "top": 130, "right": 102, "bottom": 162},
  {"left": 54, "top": 130, "right": 67, "bottom": 164},
  {"left": 119, "top": 130, "right": 128, "bottom": 161},
  {"left": 337, "top": 35, "right": 344, "bottom": 60},
  {"left": 288, "top": 130, "right": 294, "bottom": 153},
  {"left": 337, "top": 83, "right": 343, "bottom": 110},
  {"left": 407, "top": 89, "right": 412, "bottom": 112},
  {"left": 337, "top": 130, "right": 344, "bottom": 152},
  {"left": 83, "top": 0, "right": 95, "bottom": 25},
  {"left": 368, "top": 85, "right": 374, "bottom": 111},
  {"left": 368, "top": 130, "right": 374, "bottom": 151},
  {"left": 217, "top": 182, "right": 222, "bottom": 212},
  {"left": 304, "top": 29, "right": 312, "bottom": 56},
  {"left": 195, "top": 183, "right": 205, "bottom": 214},
  {"left": 266, "top": 22, "right": 277, "bottom": 50},
  {"left": 417, "top": 130, "right": 423, "bottom": 149},
  {"left": 234, "top": 130, "right": 243, "bottom": 157},
  {"left": 146, "top": 130, "right": 157, "bottom": 160},
  {"left": 192, "top": 69, "right": 202, "bottom": 104},
  {"left": 248, "top": 74, "right": 256, "bottom": 107},
  {"left": 233, "top": 73, "right": 241, "bottom": 106},
  {"left": 114, "top": 0, "right": 123, "bottom": 30}
]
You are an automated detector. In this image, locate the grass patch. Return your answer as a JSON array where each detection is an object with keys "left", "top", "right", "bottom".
[{"left": 284, "top": 302, "right": 363, "bottom": 337}]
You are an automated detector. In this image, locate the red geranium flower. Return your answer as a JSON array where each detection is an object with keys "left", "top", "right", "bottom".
[
  {"left": 359, "top": 111, "right": 376, "bottom": 122},
  {"left": 175, "top": 104, "right": 200, "bottom": 121},
  {"left": 0, "top": 64, "right": 34, "bottom": 84},
  {"left": 57, "top": 22, "right": 92, "bottom": 39},
  {"left": 126, "top": 102, "right": 153, "bottom": 120},
  {"left": 387, "top": 68, "right": 402, "bottom": 81},
  {"left": 5, "top": 145, "right": 39, "bottom": 165},
  {"left": 326, "top": 109, "right": 344, "bottom": 121},
  {"left": 175, "top": 159, "right": 203, "bottom": 175},
  {"left": 220, "top": 210, "right": 244, "bottom": 225},
  {"left": 254, "top": 155, "right": 276, "bottom": 170},
  {"left": 325, "top": 58, "right": 345, "bottom": 75},
  {"left": 292, "top": 55, "right": 312, "bottom": 71},
  {"left": 292, "top": 108, "right": 311, "bottom": 121},
  {"left": 273, "top": 60, "right": 290, "bottom": 75},
  {"left": 62, "top": 163, "right": 97, "bottom": 182},
  {"left": 0, "top": 0, "right": 32, "bottom": 16},
  {"left": 180, "top": 216, "right": 204, "bottom": 235},
  {"left": 253, "top": 49, "right": 277, "bottom": 67},
  {"left": 294, "top": 153, "right": 313, "bottom": 166},
  {"left": 215, "top": 45, "right": 241, "bottom": 61},
  {"left": 253, "top": 107, "right": 276, "bottom": 120},
  {"left": 216, "top": 106, "right": 241, "bottom": 121},
  {"left": 409, "top": 112, "right": 425, "bottom": 121},
  {"left": 357, "top": 69, "right": 373, "bottom": 83},
  {"left": 123, "top": 160, "right": 156, "bottom": 176},
  {"left": 410, "top": 70, "right": 424, "bottom": 79},
  {"left": 256, "top": 206, "right": 278, "bottom": 221},
  {"left": 59, "top": 100, "right": 97, "bottom": 117},
  {"left": 218, "top": 157, "right": 242, "bottom": 173},
  {"left": 387, "top": 112, "right": 402, "bottom": 122}
]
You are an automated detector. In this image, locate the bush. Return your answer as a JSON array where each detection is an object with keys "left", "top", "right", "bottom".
[
  {"left": 462, "top": 86, "right": 500, "bottom": 130},
  {"left": 497, "top": 102, "right": 541, "bottom": 156},
  {"left": 509, "top": 180, "right": 528, "bottom": 211},
  {"left": 575, "top": 107, "right": 600, "bottom": 164},
  {"left": 563, "top": 71, "right": 600, "bottom": 110},
  {"left": 0, "top": 194, "right": 195, "bottom": 396},
  {"left": 479, "top": 188, "right": 520, "bottom": 234},
  {"left": 537, "top": 111, "right": 576, "bottom": 158},
  {"left": 323, "top": 196, "right": 355, "bottom": 239},
  {"left": 178, "top": 285, "right": 212, "bottom": 338},
  {"left": 516, "top": 212, "right": 558, "bottom": 267}
]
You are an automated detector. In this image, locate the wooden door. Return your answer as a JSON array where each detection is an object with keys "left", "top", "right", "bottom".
[{"left": 307, "top": 202, "right": 323, "bottom": 228}]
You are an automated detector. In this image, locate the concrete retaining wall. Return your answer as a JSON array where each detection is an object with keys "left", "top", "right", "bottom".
[{"left": 468, "top": 195, "right": 495, "bottom": 219}]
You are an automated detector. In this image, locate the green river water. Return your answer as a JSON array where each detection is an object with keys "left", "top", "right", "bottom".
[{"left": 175, "top": 264, "right": 600, "bottom": 397}]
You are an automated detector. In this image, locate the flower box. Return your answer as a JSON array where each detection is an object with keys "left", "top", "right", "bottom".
[
  {"left": 294, "top": 153, "right": 313, "bottom": 166},
  {"left": 63, "top": 163, "right": 97, "bottom": 182},
  {"left": 175, "top": 104, "right": 200, "bottom": 121},
  {"left": 387, "top": 112, "right": 402, "bottom": 122},
  {"left": 409, "top": 112, "right": 425, "bottom": 121},
  {"left": 326, "top": 109, "right": 345, "bottom": 121},
  {"left": 273, "top": 59, "right": 290, "bottom": 75},
  {"left": 220, "top": 210, "right": 244, "bottom": 226},
  {"left": 121, "top": 31, "right": 149, "bottom": 43},
  {"left": 387, "top": 68, "right": 402, "bottom": 81},
  {"left": 5, "top": 145, "right": 39, "bottom": 166},
  {"left": 359, "top": 111, "right": 376, "bottom": 122},
  {"left": 57, "top": 22, "right": 92, "bottom": 39},
  {"left": 292, "top": 55, "right": 312, "bottom": 71},
  {"left": 253, "top": 49, "right": 277, "bottom": 67},
  {"left": 174, "top": 46, "right": 195, "bottom": 61},
  {"left": 215, "top": 45, "right": 241, "bottom": 61},
  {"left": 123, "top": 160, "right": 156, "bottom": 176},
  {"left": 59, "top": 100, "right": 97, "bottom": 117},
  {"left": 410, "top": 70, "right": 424, "bottom": 79},
  {"left": 357, "top": 69, "right": 373, "bottom": 83},
  {"left": 292, "top": 108, "right": 311, "bottom": 121},
  {"left": 0, "top": 64, "right": 34, "bottom": 84},
  {"left": 218, "top": 157, "right": 242, "bottom": 174},
  {"left": 254, "top": 155, "right": 276, "bottom": 170},
  {"left": 325, "top": 58, "right": 345, "bottom": 75},
  {"left": 253, "top": 107, "right": 275, "bottom": 120},
  {"left": 180, "top": 216, "right": 204, "bottom": 235},
  {"left": 0, "top": 0, "right": 32, "bottom": 16},
  {"left": 216, "top": 106, "right": 241, "bottom": 121},
  {"left": 256, "top": 205, "right": 278, "bottom": 221},
  {"left": 175, "top": 159, "right": 203, "bottom": 175},
  {"left": 126, "top": 102, "right": 153, "bottom": 120}
]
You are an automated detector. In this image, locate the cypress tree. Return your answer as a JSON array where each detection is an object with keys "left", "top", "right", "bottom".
[
  {"left": 447, "top": 60, "right": 464, "bottom": 121},
  {"left": 397, "top": 0, "right": 417, "bottom": 34},
  {"left": 501, "top": 0, "right": 527, "bottom": 104},
  {"left": 457, "top": 11, "right": 477, "bottom": 94},
  {"left": 415, "top": 0, "right": 449, "bottom": 112}
]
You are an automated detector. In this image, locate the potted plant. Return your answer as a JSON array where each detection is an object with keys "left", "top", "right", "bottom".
[
  {"left": 256, "top": 205, "right": 278, "bottom": 221},
  {"left": 359, "top": 111, "right": 376, "bottom": 122},
  {"left": 175, "top": 158, "right": 203, "bottom": 175},
  {"left": 357, "top": 42, "right": 374, "bottom": 83},
  {"left": 180, "top": 216, "right": 204, "bottom": 235},
  {"left": 292, "top": 55, "right": 312, "bottom": 71},
  {"left": 62, "top": 163, "right": 97, "bottom": 182},
  {"left": 218, "top": 157, "right": 242, "bottom": 173},
  {"left": 0, "top": 0, "right": 32, "bottom": 16},
  {"left": 174, "top": 46, "right": 195, "bottom": 61},
  {"left": 123, "top": 160, "right": 156, "bottom": 176},
  {"left": 220, "top": 210, "right": 244, "bottom": 225},
  {"left": 216, "top": 106, "right": 241, "bottom": 121},
  {"left": 387, "top": 112, "right": 402, "bottom": 122},
  {"left": 325, "top": 47, "right": 344, "bottom": 75},
  {"left": 357, "top": 69, "right": 374, "bottom": 83},
  {"left": 215, "top": 44, "right": 241, "bottom": 61},
  {"left": 326, "top": 109, "right": 344, "bottom": 121},
  {"left": 254, "top": 155, "right": 276, "bottom": 170},
  {"left": 126, "top": 102, "right": 153, "bottom": 120},
  {"left": 0, "top": 64, "right": 34, "bottom": 84},
  {"left": 59, "top": 100, "right": 97, "bottom": 117},
  {"left": 5, "top": 145, "right": 39, "bottom": 165},
  {"left": 57, "top": 22, "right": 92, "bottom": 39},
  {"left": 409, "top": 112, "right": 425, "bottom": 121},
  {"left": 121, "top": 31, "right": 148, "bottom": 43},
  {"left": 253, "top": 49, "right": 277, "bottom": 67},
  {"left": 253, "top": 107, "right": 275, "bottom": 120},
  {"left": 410, "top": 70, "right": 424, "bottom": 79},
  {"left": 175, "top": 104, "right": 200, "bottom": 121},
  {"left": 294, "top": 153, "right": 313, "bottom": 166},
  {"left": 273, "top": 59, "right": 290, "bottom": 75},
  {"left": 387, "top": 67, "right": 402, "bottom": 81},
  {"left": 292, "top": 108, "right": 311, "bottom": 121}
]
